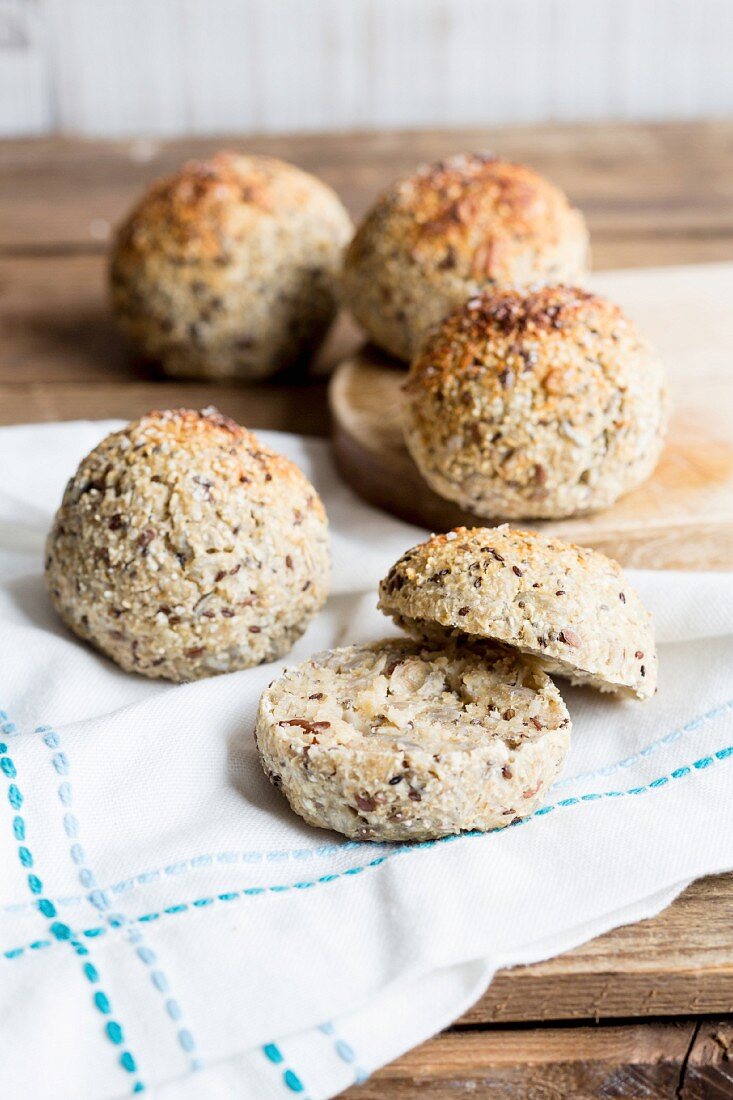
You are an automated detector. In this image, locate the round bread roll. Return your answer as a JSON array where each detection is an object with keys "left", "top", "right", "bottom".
[
  {"left": 378, "top": 526, "right": 657, "bottom": 700},
  {"left": 403, "top": 286, "right": 668, "bottom": 519},
  {"left": 110, "top": 153, "right": 352, "bottom": 381},
  {"left": 256, "top": 638, "right": 570, "bottom": 842},
  {"left": 341, "top": 153, "right": 588, "bottom": 361},
  {"left": 45, "top": 407, "right": 330, "bottom": 681}
]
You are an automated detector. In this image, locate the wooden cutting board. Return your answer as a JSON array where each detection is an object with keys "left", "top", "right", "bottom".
[{"left": 330, "top": 262, "right": 733, "bottom": 570}]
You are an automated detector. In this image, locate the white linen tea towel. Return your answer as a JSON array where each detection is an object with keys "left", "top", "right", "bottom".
[{"left": 0, "top": 419, "right": 732, "bottom": 1100}]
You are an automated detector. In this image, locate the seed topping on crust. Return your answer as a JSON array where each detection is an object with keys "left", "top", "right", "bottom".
[{"left": 378, "top": 525, "right": 657, "bottom": 700}]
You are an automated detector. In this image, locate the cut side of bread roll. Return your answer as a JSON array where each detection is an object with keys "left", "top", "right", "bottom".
[{"left": 255, "top": 638, "right": 570, "bottom": 842}]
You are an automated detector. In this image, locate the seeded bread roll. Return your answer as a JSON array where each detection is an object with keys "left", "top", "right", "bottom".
[
  {"left": 256, "top": 638, "right": 570, "bottom": 842},
  {"left": 378, "top": 526, "right": 657, "bottom": 700},
  {"left": 110, "top": 152, "right": 352, "bottom": 381},
  {"left": 341, "top": 153, "right": 588, "bottom": 361},
  {"left": 45, "top": 408, "right": 330, "bottom": 681},
  {"left": 403, "top": 286, "right": 668, "bottom": 520}
]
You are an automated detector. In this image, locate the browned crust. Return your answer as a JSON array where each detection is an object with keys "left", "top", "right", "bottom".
[
  {"left": 98, "top": 407, "right": 327, "bottom": 506},
  {"left": 382, "top": 525, "right": 623, "bottom": 583},
  {"left": 144, "top": 405, "right": 244, "bottom": 436},
  {"left": 378, "top": 525, "right": 657, "bottom": 700},
  {"left": 113, "top": 151, "right": 347, "bottom": 261},
  {"left": 405, "top": 285, "right": 634, "bottom": 400},
  {"left": 118, "top": 153, "right": 291, "bottom": 253},
  {"left": 346, "top": 153, "right": 587, "bottom": 280}
]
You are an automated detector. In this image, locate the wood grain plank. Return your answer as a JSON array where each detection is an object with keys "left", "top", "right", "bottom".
[
  {"left": 682, "top": 1020, "right": 733, "bottom": 1098},
  {"left": 0, "top": 254, "right": 331, "bottom": 431},
  {"left": 464, "top": 874, "right": 733, "bottom": 1024},
  {"left": 0, "top": 254, "right": 136, "bottom": 382},
  {"left": 0, "top": 247, "right": 730, "bottom": 427},
  {"left": 4, "top": 123, "right": 733, "bottom": 250},
  {"left": 0, "top": 253, "right": 360, "bottom": 385},
  {"left": 0, "top": 379, "right": 331, "bottom": 435},
  {"left": 343, "top": 1022, "right": 695, "bottom": 1098},
  {"left": 0, "top": 251, "right": 361, "bottom": 429}
]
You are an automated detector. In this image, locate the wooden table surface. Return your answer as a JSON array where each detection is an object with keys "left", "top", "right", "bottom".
[{"left": 2, "top": 122, "right": 732, "bottom": 1097}]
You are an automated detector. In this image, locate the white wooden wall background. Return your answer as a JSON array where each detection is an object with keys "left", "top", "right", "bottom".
[{"left": 2, "top": 0, "right": 733, "bottom": 137}]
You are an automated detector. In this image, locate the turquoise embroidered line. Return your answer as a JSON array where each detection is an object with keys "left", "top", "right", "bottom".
[
  {"left": 318, "top": 1021, "right": 369, "bottom": 1086},
  {"left": 36, "top": 724, "right": 202, "bottom": 1075},
  {"left": 0, "top": 712, "right": 145, "bottom": 1093},
  {"left": 262, "top": 1041, "right": 310, "bottom": 1096},
  {"left": 553, "top": 697, "right": 733, "bottom": 789},
  {"left": 0, "top": 840, "right": 370, "bottom": 916},
  {"left": 4, "top": 741, "right": 731, "bottom": 962},
  {"left": 5, "top": 695, "right": 731, "bottom": 920}
]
